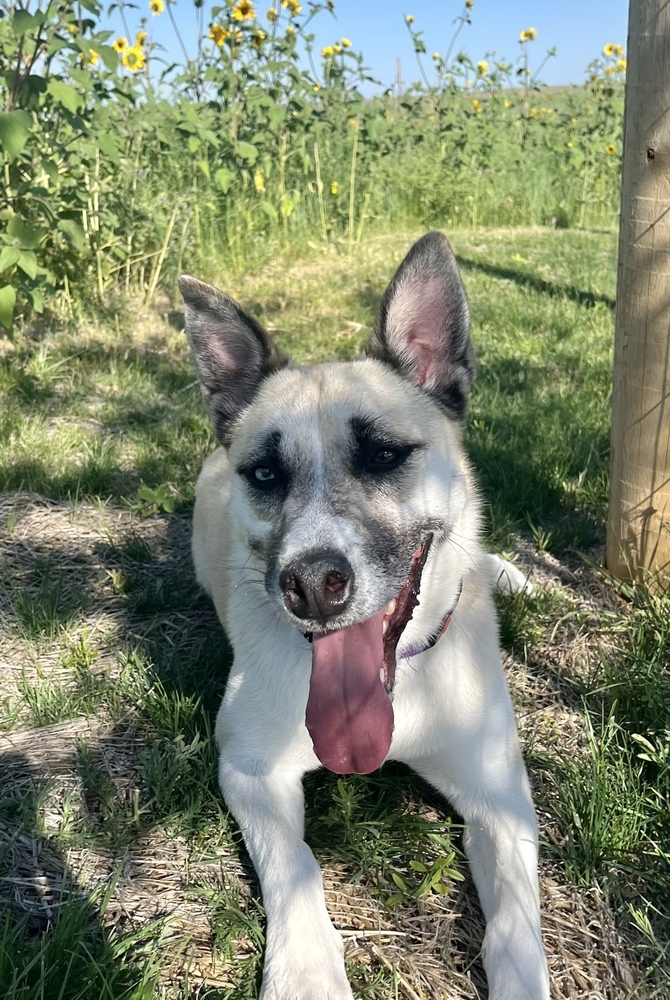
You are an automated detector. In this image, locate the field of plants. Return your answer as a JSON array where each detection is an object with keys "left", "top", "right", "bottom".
[{"left": 0, "top": 0, "right": 626, "bottom": 331}]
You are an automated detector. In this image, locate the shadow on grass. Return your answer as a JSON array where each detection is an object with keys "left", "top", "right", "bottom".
[
  {"left": 0, "top": 751, "right": 150, "bottom": 1000},
  {"left": 455, "top": 255, "right": 616, "bottom": 310}
]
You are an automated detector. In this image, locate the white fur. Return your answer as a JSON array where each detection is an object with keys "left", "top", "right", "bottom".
[{"left": 193, "top": 420, "right": 549, "bottom": 999}]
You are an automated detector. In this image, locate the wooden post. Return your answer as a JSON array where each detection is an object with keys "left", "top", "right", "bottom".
[{"left": 607, "top": 0, "right": 670, "bottom": 584}]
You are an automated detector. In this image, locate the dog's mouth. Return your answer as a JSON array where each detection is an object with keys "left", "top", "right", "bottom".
[{"left": 305, "top": 536, "right": 432, "bottom": 776}]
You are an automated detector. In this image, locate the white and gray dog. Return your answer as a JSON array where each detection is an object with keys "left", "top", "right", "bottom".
[{"left": 179, "top": 232, "right": 549, "bottom": 999}]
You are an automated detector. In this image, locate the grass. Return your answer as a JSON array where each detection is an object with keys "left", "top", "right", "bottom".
[{"left": 0, "top": 227, "right": 668, "bottom": 999}]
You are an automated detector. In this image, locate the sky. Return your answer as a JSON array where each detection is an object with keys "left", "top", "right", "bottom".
[{"left": 105, "top": 0, "right": 630, "bottom": 92}]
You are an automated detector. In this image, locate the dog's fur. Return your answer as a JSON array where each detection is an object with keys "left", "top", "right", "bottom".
[{"left": 180, "top": 233, "right": 549, "bottom": 1000}]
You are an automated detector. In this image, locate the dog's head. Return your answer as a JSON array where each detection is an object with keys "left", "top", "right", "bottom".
[{"left": 181, "top": 233, "right": 477, "bottom": 772}]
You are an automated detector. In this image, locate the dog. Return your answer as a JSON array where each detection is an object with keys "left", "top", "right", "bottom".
[{"left": 179, "top": 232, "right": 550, "bottom": 1000}]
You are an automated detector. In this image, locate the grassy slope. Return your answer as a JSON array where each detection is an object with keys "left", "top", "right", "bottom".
[{"left": 0, "top": 228, "right": 668, "bottom": 999}]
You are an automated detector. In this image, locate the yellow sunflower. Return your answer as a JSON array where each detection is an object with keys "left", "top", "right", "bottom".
[
  {"left": 519, "top": 29, "right": 529, "bottom": 41},
  {"left": 122, "top": 45, "right": 146, "bottom": 71},
  {"left": 321, "top": 45, "right": 334, "bottom": 57},
  {"left": 341, "top": 37, "right": 351, "bottom": 47},
  {"left": 232, "top": 0, "right": 256, "bottom": 21},
  {"left": 606, "top": 144, "right": 615, "bottom": 155},
  {"left": 406, "top": 14, "right": 414, "bottom": 24},
  {"left": 252, "top": 29, "right": 266, "bottom": 48},
  {"left": 113, "top": 37, "right": 128, "bottom": 53},
  {"left": 604, "top": 43, "right": 615, "bottom": 56},
  {"left": 136, "top": 30, "right": 148, "bottom": 45},
  {"left": 149, "top": 0, "right": 164, "bottom": 14},
  {"left": 266, "top": 7, "right": 278, "bottom": 22},
  {"left": 616, "top": 58, "right": 626, "bottom": 71},
  {"left": 281, "top": 0, "right": 301, "bottom": 13},
  {"left": 466, "top": 0, "right": 474, "bottom": 8},
  {"left": 614, "top": 43, "right": 624, "bottom": 56},
  {"left": 209, "top": 24, "right": 226, "bottom": 46},
  {"left": 477, "top": 60, "right": 488, "bottom": 76},
  {"left": 527, "top": 27, "right": 537, "bottom": 40},
  {"left": 471, "top": 98, "right": 482, "bottom": 114},
  {"left": 330, "top": 181, "right": 340, "bottom": 196}
]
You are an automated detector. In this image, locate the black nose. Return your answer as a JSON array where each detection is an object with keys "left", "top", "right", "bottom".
[{"left": 279, "top": 550, "right": 354, "bottom": 622}]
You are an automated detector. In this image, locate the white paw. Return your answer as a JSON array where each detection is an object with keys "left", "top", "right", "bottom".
[
  {"left": 260, "top": 929, "right": 354, "bottom": 1000},
  {"left": 486, "top": 554, "right": 534, "bottom": 595}
]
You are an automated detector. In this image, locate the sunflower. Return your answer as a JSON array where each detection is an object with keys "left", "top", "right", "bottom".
[
  {"left": 281, "top": 0, "right": 301, "bottom": 13},
  {"left": 519, "top": 29, "right": 529, "bottom": 41},
  {"left": 149, "top": 0, "right": 164, "bottom": 14},
  {"left": 477, "top": 60, "right": 488, "bottom": 76},
  {"left": 606, "top": 144, "right": 615, "bottom": 155},
  {"left": 616, "top": 58, "right": 626, "bottom": 71},
  {"left": 321, "top": 45, "right": 334, "bottom": 57},
  {"left": 82, "top": 48, "right": 99, "bottom": 66},
  {"left": 604, "top": 43, "right": 615, "bottom": 56},
  {"left": 209, "top": 24, "right": 226, "bottom": 46},
  {"left": 113, "top": 37, "right": 128, "bottom": 53},
  {"left": 406, "top": 15, "right": 414, "bottom": 24},
  {"left": 341, "top": 37, "right": 351, "bottom": 47},
  {"left": 136, "top": 30, "right": 147, "bottom": 45},
  {"left": 466, "top": 0, "right": 474, "bottom": 8},
  {"left": 527, "top": 27, "right": 537, "bottom": 40},
  {"left": 122, "top": 45, "right": 146, "bottom": 71},
  {"left": 471, "top": 98, "right": 482, "bottom": 114},
  {"left": 251, "top": 29, "right": 266, "bottom": 48},
  {"left": 266, "top": 7, "right": 278, "bottom": 22},
  {"left": 330, "top": 181, "right": 340, "bottom": 196},
  {"left": 286, "top": 25, "right": 295, "bottom": 35},
  {"left": 232, "top": 0, "right": 256, "bottom": 21},
  {"left": 614, "top": 43, "right": 624, "bottom": 56}
]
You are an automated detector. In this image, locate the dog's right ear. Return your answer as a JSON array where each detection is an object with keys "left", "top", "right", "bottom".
[{"left": 179, "top": 276, "right": 289, "bottom": 444}]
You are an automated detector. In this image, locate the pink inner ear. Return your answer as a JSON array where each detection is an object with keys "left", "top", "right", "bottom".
[{"left": 386, "top": 276, "right": 448, "bottom": 387}]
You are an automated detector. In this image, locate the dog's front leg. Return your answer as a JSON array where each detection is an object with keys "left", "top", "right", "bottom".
[
  {"left": 414, "top": 757, "right": 550, "bottom": 1000},
  {"left": 219, "top": 757, "right": 354, "bottom": 1000}
]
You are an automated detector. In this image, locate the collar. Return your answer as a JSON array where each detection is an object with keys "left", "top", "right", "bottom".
[
  {"left": 399, "top": 578, "right": 462, "bottom": 660},
  {"left": 303, "top": 578, "right": 463, "bottom": 657}
]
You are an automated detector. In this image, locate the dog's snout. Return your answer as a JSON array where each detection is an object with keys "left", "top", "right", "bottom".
[{"left": 279, "top": 550, "right": 354, "bottom": 622}]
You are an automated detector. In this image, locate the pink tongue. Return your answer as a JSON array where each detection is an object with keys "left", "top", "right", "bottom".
[{"left": 305, "top": 610, "right": 393, "bottom": 774}]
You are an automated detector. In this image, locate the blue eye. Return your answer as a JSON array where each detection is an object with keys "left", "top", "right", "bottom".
[{"left": 253, "top": 466, "right": 276, "bottom": 482}]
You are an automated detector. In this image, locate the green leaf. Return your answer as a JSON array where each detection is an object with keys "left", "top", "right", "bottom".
[
  {"left": 12, "top": 9, "right": 38, "bottom": 36},
  {"left": 0, "top": 111, "right": 32, "bottom": 161},
  {"left": 28, "top": 287, "right": 45, "bottom": 313},
  {"left": 0, "top": 284, "right": 16, "bottom": 332},
  {"left": 47, "top": 79, "right": 80, "bottom": 114},
  {"left": 0, "top": 247, "right": 21, "bottom": 272},
  {"left": 98, "top": 45, "right": 118, "bottom": 72},
  {"left": 7, "top": 217, "right": 46, "bottom": 249},
  {"left": 57, "top": 219, "right": 87, "bottom": 251},
  {"left": 279, "top": 194, "right": 295, "bottom": 218},
  {"left": 214, "top": 167, "right": 235, "bottom": 193},
  {"left": 237, "top": 141, "right": 259, "bottom": 164},
  {"left": 188, "top": 135, "right": 201, "bottom": 154},
  {"left": 409, "top": 860, "right": 427, "bottom": 873},
  {"left": 260, "top": 201, "right": 278, "bottom": 221},
  {"left": 17, "top": 251, "right": 38, "bottom": 280},
  {"left": 391, "top": 872, "right": 407, "bottom": 891},
  {"left": 197, "top": 160, "right": 210, "bottom": 179}
]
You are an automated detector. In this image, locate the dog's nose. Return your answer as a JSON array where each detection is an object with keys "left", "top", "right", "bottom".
[{"left": 279, "top": 551, "right": 354, "bottom": 622}]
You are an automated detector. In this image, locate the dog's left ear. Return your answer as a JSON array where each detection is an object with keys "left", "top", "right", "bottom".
[{"left": 366, "top": 231, "right": 474, "bottom": 421}]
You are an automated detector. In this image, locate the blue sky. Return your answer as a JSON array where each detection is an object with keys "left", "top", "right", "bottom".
[{"left": 106, "top": 0, "right": 630, "bottom": 91}]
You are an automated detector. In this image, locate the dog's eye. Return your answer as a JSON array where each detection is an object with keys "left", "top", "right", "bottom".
[
  {"left": 372, "top": 448, "right": 398, "bottom": 465},
  {"left": 253, "top": 466, "right": 276, "bottom": 483}
]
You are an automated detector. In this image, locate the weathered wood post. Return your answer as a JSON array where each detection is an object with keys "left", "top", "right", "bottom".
[{"left": 607, "top": 0, "right": 670, "bottom": 583}]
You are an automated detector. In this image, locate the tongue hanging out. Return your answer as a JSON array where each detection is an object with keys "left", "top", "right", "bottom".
[{"left": 305, "top": 541, "right": 431, "bottom": 774}]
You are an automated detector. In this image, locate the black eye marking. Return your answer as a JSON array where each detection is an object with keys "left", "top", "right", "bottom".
[
  {"left": 237, "top": 431, "right": 288, "bottom": 493},
  {"left": 350, "top": 416, "right": 422, "bottom": 477}
]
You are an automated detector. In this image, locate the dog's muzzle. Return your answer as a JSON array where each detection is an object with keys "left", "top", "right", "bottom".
[{"left": 279, "top": 549, "right": 354, "bottom": 624}]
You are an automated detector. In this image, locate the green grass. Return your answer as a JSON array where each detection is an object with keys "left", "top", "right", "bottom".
[{"left": 1, "top": 227, "right": 668, "bottom": 999}]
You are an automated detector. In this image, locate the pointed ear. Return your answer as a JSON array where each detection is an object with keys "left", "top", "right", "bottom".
[
  {"left": 366, "top": 232, "right": 475, "bottom": 421},
  {"left": 179, "top": 275, "right": 289, "bottom": 444}
]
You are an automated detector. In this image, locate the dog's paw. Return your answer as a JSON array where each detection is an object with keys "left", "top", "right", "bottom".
[
  {"left": 485, "top": 554, "right": 533, "bottom": 595},
  {"left": 260, "top": 966, "right": 354, "bottom": 1000},
  {"left": 260, "top": 937, "right": 354, "bottom": 1000}
]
